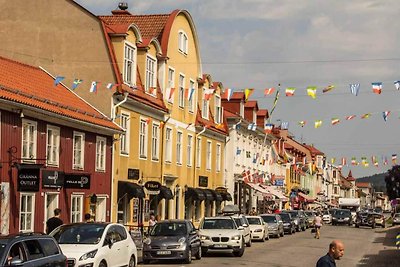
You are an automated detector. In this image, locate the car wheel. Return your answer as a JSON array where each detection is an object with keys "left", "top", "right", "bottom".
[
  {"left": 355, "top": 224, "right": 359, "bottom": 228},
  {"left": 261, "top": 233, "right": 265, "bottom": 242},
  {"left": 233, "top": 240, "right": 245, "bottom": 257},
  {"left": 280, "top": 230, "right": 284, "bottom": 237},
  {"left": 184, "top": 247, "right": 192, "bottom": 264},
  {"left": 99, "top": 261, "right": 107, "bottom": 267},
  {"left": 246, "top": 238, "right": 251, "bottom": 247},
  {"left": 201, "top": 247, "right": 208, "bottom": 256},
  {"left": 143, "top": 259, "right": 150, "bottom": 265},
  {"left": 372, "top": 224, "right": 375, "bottom": 229},
  {"left": 128, "top": 255, "right": 136, "bottom": 267},
  {"left": 266, "top": 234, "right": 270, "bottom": 240},
  {"left": 195, "top": 246, "right": 202, "bottom": 260}
]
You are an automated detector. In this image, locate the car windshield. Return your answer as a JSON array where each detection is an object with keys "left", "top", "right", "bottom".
[
  {"left": 247, "top": 218, "right": 262, "bottom": 225},
  {"left": 280, "top": 213, "right": 291, "bottom": 222},
  {"left": 261, "top": 216, "right": 277, "bottom": 223},
  {"left": 335, "top": 210, "right": 351, "bottom": 216},
  {"left": 234, "top": 218, "right": 243, "bottom": 226},
  {"left": 51, "top": 223, "right": 106, "bottom": 244},
  {"left": 201, "top": 219, "right": 235, "bottom": 229},
  {"left": 150, "top": 222, "right": 187, "bottom": 236}
]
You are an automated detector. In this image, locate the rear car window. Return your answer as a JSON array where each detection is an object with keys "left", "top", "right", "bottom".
[
  {"left": 25, "top": 240, "right": 45, "bottom": 260},
  {"left": 39, "top": 238, "right": 60, "bottom": 256}
]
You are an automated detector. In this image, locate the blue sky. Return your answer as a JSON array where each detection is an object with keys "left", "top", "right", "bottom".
[{"left": 76, "top": 0, "right": 400, "bottom": 178}]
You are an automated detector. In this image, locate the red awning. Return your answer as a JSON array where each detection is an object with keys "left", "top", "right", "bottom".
[{"left": 298, "top": 192, "right": 315, "bottom": 203}]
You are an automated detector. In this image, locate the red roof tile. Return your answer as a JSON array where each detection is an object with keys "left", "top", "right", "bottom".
[
  {"left": 257, "top": 109, "right": 269, "bottom": 117},
  {"left": 244, "top": 100, "right": 258, "bottom": 109},
  {"left": 0, "top": 56, "right": 120, "bottom": 131},
  {"left": 222, "top": 92, "right": 245, "bottom": 101},
  {"left": 224, "top": 109, "right": 240, "bottom": 119},
  {"left": 355, "top": 182, "right": 371, "bottom": 188},
  {"left": 195, "top": 105, "right": 228, "bottom": 135},
  {"left": 303, "top": 144, "right": 324, "bottom": 156}
]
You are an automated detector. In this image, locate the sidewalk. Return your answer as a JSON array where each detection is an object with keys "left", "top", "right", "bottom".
[{"left": 356, "top": 225, "right": 400, "bottom": 266}]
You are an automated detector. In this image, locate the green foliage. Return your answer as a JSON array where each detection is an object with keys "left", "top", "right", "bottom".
[{"left": 385, "top": 165, "right": 400, "bottom": 200}]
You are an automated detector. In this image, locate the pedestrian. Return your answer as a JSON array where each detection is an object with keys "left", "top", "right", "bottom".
[
  {"left": 316, "top": 240, "right": 345, "bottom": 267},
  {"left": 249, "top": 207, "right": 257, "bottom": 215},
  {"left": 314, "top": 212, "right": 323, "bottom": 239},
  {"left": 84, "top": 213, "right": 93, "bottom": 223},
  {"left": 46, "top": 208, "right": 63, "bottom": 234},
  {"left": 396, "top": 232, "right": 400, "bottom": 250},
  {"left": 149, "top": 213, "right": 157, "bottom": 227}
]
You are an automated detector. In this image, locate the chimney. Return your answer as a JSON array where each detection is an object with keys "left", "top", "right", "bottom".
[{"left": 111, "top": 2, "right": 131, "bottom": 15}]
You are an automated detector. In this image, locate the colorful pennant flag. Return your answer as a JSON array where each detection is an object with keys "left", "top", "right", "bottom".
[
  {"left": 323, "top": 85, "right": 335, "bottom": 93},
  {"left": 71, "top": 79, "right": 83, "bottom": 90},
  {"left": 331, "top": 118, "right": 340, "bottom": 125},
  {"left": 350, "top": 83, "right": 360, "bottom": 96},
  {"left": 346, "top": 115, "right": 356, "bottom": 120},
  {"left": 168, "top": 87, "right": 176, "bottom": 101},
  {"left": 89, "top": 81, "right": 98, "bottom": 93},
  {"left": 224, "top": 88, "right": 234, "bottom": 101},
  {"left": 270, "top": 88, "right": 280, "bottom": 116},
  {"left": 361, "top": 113, "right": 371, "bottom": 119},
  {"left": 331, "top": 157, "right": 336, "bottom": 164},
  {"left": 247, "top": 123, "right": 256, "bottom": 131},
  {"left": 188, "top": 88, "right": 195, "bottom": 101},
  {"left": 106, "top": 83, "right": 114, "bottom": 90},
  {"left": 204, "top": 88, "right": 215, "bottom": 100},
  {"left": 244, "top": 88, "right": 254, "bottom": 101},
  {"left": 285, "top": 87, "right": 296, "bottom": 96},
  {"left": 281, "top": 121, "right": 289, "bottom": 130},
  {"left": 54, "top": 76, "right": 65, "bottom": 86},
  {"left": 307, "top": 86, "right": 317, "bottom": 99},
  {"left": 314, "top": 120, "right": 322, "bottom": 128},
  {"left": 372, "top": 82, "right": 382, "bottom": 94},
  {"left": 145, "top": 118, "right": 152, "bottom": 125},
  {"left": 298, "top": 121, "right": 306, "bottom": 127},
  {"left": 264, "top": 123, "right": 274, "bottom": 133},
  {"left": 264, "top": 87, "right": 275, "bottom": 95},
  {"left": 351, "top": 157, "right": 357, "bottom": 165},
  {"left": 383, "top": 111, "right": 391, "bottom": 122},
  {"left": 394, "top": 81, "right": 400, "bottom": 90},
  {"left": 341, "top": 157, "right": 347, "bottom": 166}
]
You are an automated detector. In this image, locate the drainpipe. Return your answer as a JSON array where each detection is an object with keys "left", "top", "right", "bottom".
[{"left": 111, "top": 91, "right": 129, "bottom": 121}]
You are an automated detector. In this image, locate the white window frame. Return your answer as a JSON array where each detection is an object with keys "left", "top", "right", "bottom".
[
  {"left": 120, "top": 112, "right": 130, "bottom": 156},
  {"left": 167, "top": 67, "right": 175, "bottom": 92},
  {"left": 165, "top": 127, "right": 172, "bottom": 163},
  {"left": 43, "top": 192, "right": 59, "bottom": 232},
  {"left": 202, "top": 88, "right": 209, "bottom": 119},
  {"left": 19, "top": 193, "right": 35, "bottom": 233},
  {"left": 95, "top": 195, "right": 107, "bottom": 222},
  {"left": 178, "top": 73, "right": 185, "bottom": 108},
  {"left": 206, "top": 140, "right": 212, "bottom": 170},
  {"left": 188, "top": 79, "right": 195, "bottom": 113},
  {"left": 176, "top": 131, "right": 183, "bottom": 165},
  {"left": 151, "top": 122, "right": 160, "bottom": 161},
  {"left": 178, "top": 30, "right": 188, "bottom": 55},
  {"left": 145, "top": 55, "right": 157, "bottom": 93},
  {"left": 215, "top": 95, "right": 222, "bottom": 124},
  {"left": 96, "top": 136, "right": 106, "bottom": 172},
  {"left": 139, "top": 119, "right": 148, "bottom": 159},
  {"left": 216, "top": 143, "right": 221, "bottom": 172},
  {"left": 196, "top": 137, "right": 201, "bottom": 168},
  {"left": 46, "top": 125, "right": 60, "bottom": 167},
  {"left": 21, "top": 119, "right": 37, "bottom": 163},
  {"left": 73, "top": 131, "right": 85, "bottom": 170},
  {"left": 187, "top": 134, "right": 193, "bottom": 167},
  {"left": 123, "top": 41, "right": 137, "bottom": 86},
  {"left": 71, "top": 194, "right": 84, "bottom": 223}
]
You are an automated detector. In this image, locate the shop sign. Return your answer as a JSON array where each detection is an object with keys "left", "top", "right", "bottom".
[
  {"left": 144, "top": 181, "right": 161, "bottom": 194},
  {"left": 199, "top": 176, "right": 208, "bottom": 187},
  {"left": 128, "top": 168, "right": 140, "bottom": 180},
  {"left": 42, "top": 170, "right": 64, "bottom": 188},
  {"left": 64, "top": 174, "right": 91, "bottom": 189},
  {"left": 274, "top": 179, "right": 284, "bottom": 186},
  {"left": 17, "top": 167, "right": 40, "bottom": 192},
  {"left": 215, "top": 186, "right": 227, "bottom": 194}
]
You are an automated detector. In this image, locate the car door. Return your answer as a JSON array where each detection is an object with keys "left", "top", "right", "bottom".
[
  {"left": 114, "top": 225, "right": 132, "bottom": 265},
  {"left": 188, "top": 222, "right": 200, "bottom": 253},
  {"left": 103, "top": 225, "right": 123, "bottom": 267},
  {"left": 23, "top": 239, "right": 49, "bottom": 267}
]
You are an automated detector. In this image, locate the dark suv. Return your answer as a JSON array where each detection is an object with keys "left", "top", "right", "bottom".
[
  {"left": 0, "top": 233, "right": 66, "bottom": 266},
  {"left": 332, "top": 209, "right": 352, "bottom": 226}
]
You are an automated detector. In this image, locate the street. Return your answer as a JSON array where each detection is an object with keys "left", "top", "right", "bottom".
[{"left": 139, "top": 224, "right": 400, "bottom": 267}]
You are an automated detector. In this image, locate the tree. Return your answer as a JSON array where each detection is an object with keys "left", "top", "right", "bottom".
[{"left": 385, "top": 165, "right": 400, "bottom": 200}]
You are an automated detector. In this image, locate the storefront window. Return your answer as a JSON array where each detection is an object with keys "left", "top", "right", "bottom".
[
  {"left": 20, "top": 193, "right": 35, "bottom": 232},
  {"left": 71, "top": 194, "right": 83, "bottom": 223}
]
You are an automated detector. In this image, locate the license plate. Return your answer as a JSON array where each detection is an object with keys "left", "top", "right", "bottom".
[
  {"left": 157, "top": 251, "right": 171, "bottom": 255},
  {"left": 214, "top": 244, "right": 227, "bottom": 248}
]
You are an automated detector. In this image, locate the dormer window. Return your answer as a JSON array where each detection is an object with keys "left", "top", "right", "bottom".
[
  {"left": 178, "top": 31, "right": 188, "bottom": 55},
  {"left": 123, "top": 42, "right": 136, "bottom": 86},
  {"left": 145, "top": 55, "right": 157, "bottom": 94},
  {"left": 215, "top": 95, "right": 222, "bottom": 124},
  {"left": 202, "top": 87, "right": 209, "bottom": 119}
]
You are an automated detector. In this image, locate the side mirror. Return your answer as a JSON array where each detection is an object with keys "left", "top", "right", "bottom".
[
  {"left": 190, "top": 230, "right": 197, "bottom": 235},
  {"left": 10, "top": 258, "right": 23, "bottom": 266},
  {"left": 242, "top": 224, "right": 248, "bottom": 227},
  {"left": 237, "top": 226, "right": 244, "bottom": 230},
  {"left": 106, "top": 237, "right": 114, "bottom": 248}
]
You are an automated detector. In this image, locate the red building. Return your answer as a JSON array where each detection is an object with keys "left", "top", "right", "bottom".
[{"left": 0, "top": 56, "right": 121, "bottom": 234}]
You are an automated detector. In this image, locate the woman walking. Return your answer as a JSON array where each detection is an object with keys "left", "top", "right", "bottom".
[{"left": 314, "top": 213, "right": 323, "bottom": 239}]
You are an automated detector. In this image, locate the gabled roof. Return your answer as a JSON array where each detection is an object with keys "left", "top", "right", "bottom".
[
  {"left": 195, "top": 105, "right": 228, "bottom": 135},
  {"left": 0, "top": 56, "right": 121, "bottom": 132},
  {"left": 346, "top": 170, "right": 356, "bottom": 181},
  {"left": 355, "top": 182, "right": 371, "bottom": 188},
  {"left": 257, "top": 109, "right": 269, "bottom": 118},
  {"left": 244, "top": 100, "right": 258, "bottom": 110}
]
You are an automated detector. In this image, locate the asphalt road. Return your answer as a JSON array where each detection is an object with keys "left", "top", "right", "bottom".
[{"left": 139, "top": 224, "right": 400, "bottom": 267}]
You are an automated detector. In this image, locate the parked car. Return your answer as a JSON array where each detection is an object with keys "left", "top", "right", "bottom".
[
  {"left": 142, "top": 220, "right": 201, "bottom": 264},
  {"left": 283, "top": 210, "right": 306, "bottom": 231},
  {"left": 198, "top": 216, "right": 245, "bottom": 257},
  {"left": 354, "top": 212, "right": 376, "bottom": 228},
  {"left": 279, "top": 212, "right": 296, "bottom": 234},
  {"left": 393, "top": 213, "right": 400, "bottom": 226},
  {"left": 245, "top": 216, "right": 269, "bottom": 241},
  {"left": 50, "top": 222, "right": 137, "bottom": 267},
  {"left": 322, "top": 210, "right": 332, "bottom": 224},
  {"left": 0, "top": 233, "right": 66, "bottom": 267},
  {"left": 260, "top": 214, "right": 284, "bottom": 238},
  {"left": 221, "top": 205, "right": 252, "bottom": 247},
  {"left": 305, "top": 211, "right": 316, "bottom": 227},
  {"left": 370, "top": 212, "right": 386, "bottom": 228},
  {"left": 332, "top": 209, "right": 352, "bottom": 226}
]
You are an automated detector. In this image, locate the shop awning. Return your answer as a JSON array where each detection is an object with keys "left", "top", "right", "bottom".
[
  {"left": 247, "top": 183, "right": 272, "bottom": 198},
  {"left": 202, "top": 189, "right": 215, "bottom": 201},
  {"left": 221, "top": 191, "right": 232, "bottom": 201},
  {"left": 263, "top": 185, "right": 288, "bottom": 201},
  {"left": 118, "top": 181, "right": 145, "bottom": 199},
  {"left": 185, "top": 187, "right": 205, "bottom": 201},
  {"left": 159, "top": 186, "right": 173, "bottom": 200},
  {"left": 298, "top": 192, "right": 315, "bottom": 203},
  {"left": 211, "top": 190, "right": 223, "bottom": 202}
]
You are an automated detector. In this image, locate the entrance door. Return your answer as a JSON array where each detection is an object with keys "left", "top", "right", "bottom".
[
  {"left": 44, "top": 192, "right": 59, "bottom": 232},
  {"left": 95, "top": 196, "right": 107, "bottom": 222}
]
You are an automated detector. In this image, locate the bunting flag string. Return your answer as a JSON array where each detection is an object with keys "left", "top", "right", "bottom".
[
  {"left": 89, "top": 81, "right": 98, "bottom": 93},
  {"left": 323, "top": 85, "right": 335, "bottom": 93},
  {"left": 54, "top": 76, "right": 65, "bottom": 86},
  {"left": 269, "top": 86, "right": 280, "bottom": 118},
  {"left": 244, "top": 88, "right": 254, "bottom": 101},
  {"left": 264, "top": 87, "right": 275, "bottom": 95},
  {"left": 298, "top": 120, "right": 306, "bottom": 127},
  {"left": 372, "top": 82, "right": 383, "bottom": 94},
  {"left": 383, "top": 111, "right": 390, "bottom": 122},
  {"left": 72, "top": 79, "right": 83, "bottom": 90},
  {"left": 307, "top": 86, "right": 317, "bottom": 99},
  {"left": 331, "top": 118, "right": 340, "bottom": 125},
  {"left": 285, "top": 87, "right": 296, "bottom": 96},
  {"left": 350, "top": 83, "right": 360, "bottom": 96},
  {"left": 395, "top": 81, "right": 400, "bottom": 90}
]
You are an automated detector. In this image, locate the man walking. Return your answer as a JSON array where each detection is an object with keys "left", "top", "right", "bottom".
[
  {"left": 316, "top": 240, "right": 345, "bottom": 267},
  {"left": 46, "top": 208, "right": 63, "bottom": 234}
]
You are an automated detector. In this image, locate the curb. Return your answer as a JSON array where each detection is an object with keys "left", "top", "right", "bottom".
[{"left": 375, "top": 225, "right": 400, "bottom": 233}]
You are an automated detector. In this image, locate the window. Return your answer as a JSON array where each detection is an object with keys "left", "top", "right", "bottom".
[
  {"left": 168, "top": 68, "right": 175, "bottom": 91},
  {"left": 176, "top": 132, "right": 183, "bottom": 165},
  {"left": 178, "top": 31, "right": 188, "bottom": 54},
  {"left": 178, "top": 74, "right": 185, "bottom": 108},
  {"left": 188, "top": 80, "right": 195, "bottom": 113},
  {"left": 165, "top": 128, "right": 172, "bottom": 162},
  {"left": 215, "top": 95, "right": 222, "bottom": 124},
  {"left": 71, "top": 194, "right": 83, "bottom": 223},
  {"left": 145, "top": 55, "right": 156, "bottom": 93},
  {"left": 216, "top": 143, "right": 221, "bottom": 172},
  {"left": 124, "top": 43, "right": 136, "bottom": 86},
  {"left": 196, "top": 137, "right": 201, "bottom": 168},
  {"left": 73, "top": 131, "right": 85, "bottom": 169},
  {"left": 206, "top": 141, "right": 212, "bottom": 170},
  {"left": 120, "top": 113, "right": 130, "bottom": 155},
  {"left": 202, "top": 88, "right": 209, "bottom": 119},
  {"left": 46, "top": 125, "right": 60, "bottom": 166},
  {"left": 187, "top": 135, "right": 193, "bottom": 166},
  {"left": 95, "top": 196, "right": 107, "bottom": 222},
  {"left": 20, "top": 193, "right": 35, "bottom": 232},
  {"left": 21, "top": 119, "right": 37, "bottom": 162},
  {"left": 139, "top": 119, "right": 147, "bottom": 159},
  {"left": 96, "top": 136, "right": 106, "bottom": 171},
  {"left": 151, "top": 123, "right": 160, "bottom": 161}
]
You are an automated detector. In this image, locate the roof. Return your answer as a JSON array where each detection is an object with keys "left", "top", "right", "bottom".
[
  {"left": 303, "top": 144, "right": 324, "bottom": 156},
  {"left": 0, "top": 56, "right": 121, "bottom": 132},
  {"left": 195, "top": 105, "right": 228, "bottom": 135},
  {"left": 222, "top": 91, "right": 245, "bottom": 101},
  {"left": 346, "top": 170, "right": 356, "bottom": 181},
  {"left": 355, "top": 182, "right": 372, "bottom": 188},
  {"left": 244, "top": 100, "right": 258, "bottom": 109},
  {"left": 257, "top": 109, "right": 269, "bottom": 117}
]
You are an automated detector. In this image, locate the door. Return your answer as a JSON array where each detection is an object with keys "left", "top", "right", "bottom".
[
  {"left": 44, "top": 193, "right": 59, "bottom": 232},
  {"left": 95, "top": 196, "right": 107, "bottom": 222}
]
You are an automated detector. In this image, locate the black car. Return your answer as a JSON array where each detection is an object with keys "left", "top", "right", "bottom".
[
  {"left": 354, "top": 212, "right": 376, "bottom": 228},
  {"left": 279, "top": 212, "right": 296, "bottom": 234},
  {"left": 143, "top": 220, "right": 201, "bottom": 264},
  {"left": 283, "top": 210, "right": 307, "bottom": 231},
  {"left": 0, "top": 233, "right": 66, "bottom": 266},
  {"left": 332, "top": 209, "right": 352, "bottom": 226}
]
